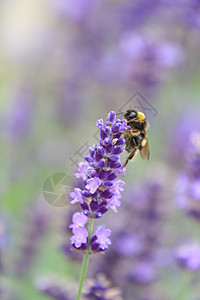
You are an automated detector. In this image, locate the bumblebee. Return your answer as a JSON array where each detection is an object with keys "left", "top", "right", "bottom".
[{"left": 122, "top": 109, "right": 150, "bottom": 168}]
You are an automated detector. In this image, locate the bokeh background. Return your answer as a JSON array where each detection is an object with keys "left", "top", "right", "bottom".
[{"left": 1, "top": 0, "right": 200, "bottom": 299}]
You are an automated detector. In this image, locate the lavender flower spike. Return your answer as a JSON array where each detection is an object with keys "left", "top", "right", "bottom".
[
  {"left": 69, "top": 111, "right": 130, "bottom": 300},
  {"left": 69, "top": 111, "right": 129, "bottom": 253}
]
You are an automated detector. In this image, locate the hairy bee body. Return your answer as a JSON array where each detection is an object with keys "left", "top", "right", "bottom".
[{"left": 122, "top": 109, "right": 150, "bottom": 168}]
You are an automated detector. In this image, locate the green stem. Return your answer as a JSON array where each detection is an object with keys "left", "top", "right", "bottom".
[{"left": 76, "top": 218, "right": 94, "bottom": 300}]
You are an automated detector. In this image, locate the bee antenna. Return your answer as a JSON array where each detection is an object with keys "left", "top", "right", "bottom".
[{"left": 116, "top": 112, "right": 124, "bottom": 116}]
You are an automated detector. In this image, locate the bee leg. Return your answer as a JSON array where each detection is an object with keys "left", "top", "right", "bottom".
[{"left": 122, "top": 148, "right": 137, "bottom": 170}]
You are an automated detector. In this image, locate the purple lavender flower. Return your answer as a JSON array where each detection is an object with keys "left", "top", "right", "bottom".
[
  {"left": 91, "top": 227, "right": 112, "bottom": 252},
  {"left": 74, "top": 162, "right": 89, "bottom": 181},
  {"left": 85, "top": 177, "right": 102, "bottom": 194},
  {"left": 70, "top": 227, "right": 88, "bottom": 249},
  {"left": 69, "top": 212, "right": 88, "bottom": 229},
  {"left": 70, "top": 188, "right": 84, "bottom": 204},
  {"left": 110, "top": 180, "right": 125, "bottom": 195},
  {"left": 175, "top": 242, "right": 200, "bottom": 271},
  {"left": 61, "top": 183, "right": 86, "bottom": 262},
  {"left": 69, "top": 111, "right": 129, "bottom": 253},
  {"left": 106, "top": 195, "right": 121, "bottom": 213}
]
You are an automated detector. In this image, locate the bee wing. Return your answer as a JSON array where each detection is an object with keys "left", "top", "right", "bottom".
[{"left": 140, "top": 138, "right": 150, "bottom": 160}]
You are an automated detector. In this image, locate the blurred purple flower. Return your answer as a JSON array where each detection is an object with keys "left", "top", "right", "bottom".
[
  {"left": 98, "top": 31, "right": 184, "bottom": 90},
  {"left": 175, "top": 133, "right": 200, "bottom": 221},
  {"left": 114, "top": 232, "right": 143, "bottom": 257},
  {"left": 129, "top": 261, "right": 156, "bottom": 285},
  {"left": 175, "top": 173, "right": 189, "bottom": 209},
  {"left": 51, "top": 0, "right": 92, "bottom": 21},
  {"left": 82, "top": 274, "right": 123, "bottom": 300},
  {"left": 119, "top": 0, "right": 159, "bottom": 30},
  {"left": 169, "top": 110, "right": 200, "bottom": 165},
  {"left": 189, "top": 179, "right": 200, "bottom": 200},
  {"left": 179, "top": 0, "right": 200, "bottom": 29},
  {"left": 53, "top": 75, "right": 84, "bottom": 128},
  {"left": 7, "top": 87, "right": 34, "bottom": 140},
  {"left": 155, "top": 43, "right": 184, "bottom": 68},
  {"left": 36, "top": 277, "right": 72, "bottom": 300},
  {"left": 0, "top": 217, "right": 7, "bottom": 273},
  {"left": 15, "top": 202, "right": 50, "bottom": 276},
  {"left": 119, "top": 33, "right": 146, "bottom": 60},
  {"left": 175, "top": 242, "right": 200, "bottom": 271}
]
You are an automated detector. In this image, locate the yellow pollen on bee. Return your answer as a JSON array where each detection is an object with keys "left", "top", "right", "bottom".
[{"left": 137, "top": 112, "right": 145, "bottom": 122}]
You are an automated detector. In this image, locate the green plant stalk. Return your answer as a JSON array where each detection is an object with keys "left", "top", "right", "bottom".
[{"left": 76, "top": 218, "right": 94, "bottom": 300}]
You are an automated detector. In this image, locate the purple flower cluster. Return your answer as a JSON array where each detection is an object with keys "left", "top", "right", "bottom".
[
  {"left": 69, "top": 111, "right": 129, "bottom": 252},
  {"left": 69, "top": 212, "right": 112, "bottom": 252},
  {"left": 82, "top": 274, "right": 123, "bottom": 300},
  {"left": 175, "top": 132, "right": 200, "bottom": 221},
  {"left": 97, "top": 31, "right": 184, "bottom": 93}
]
